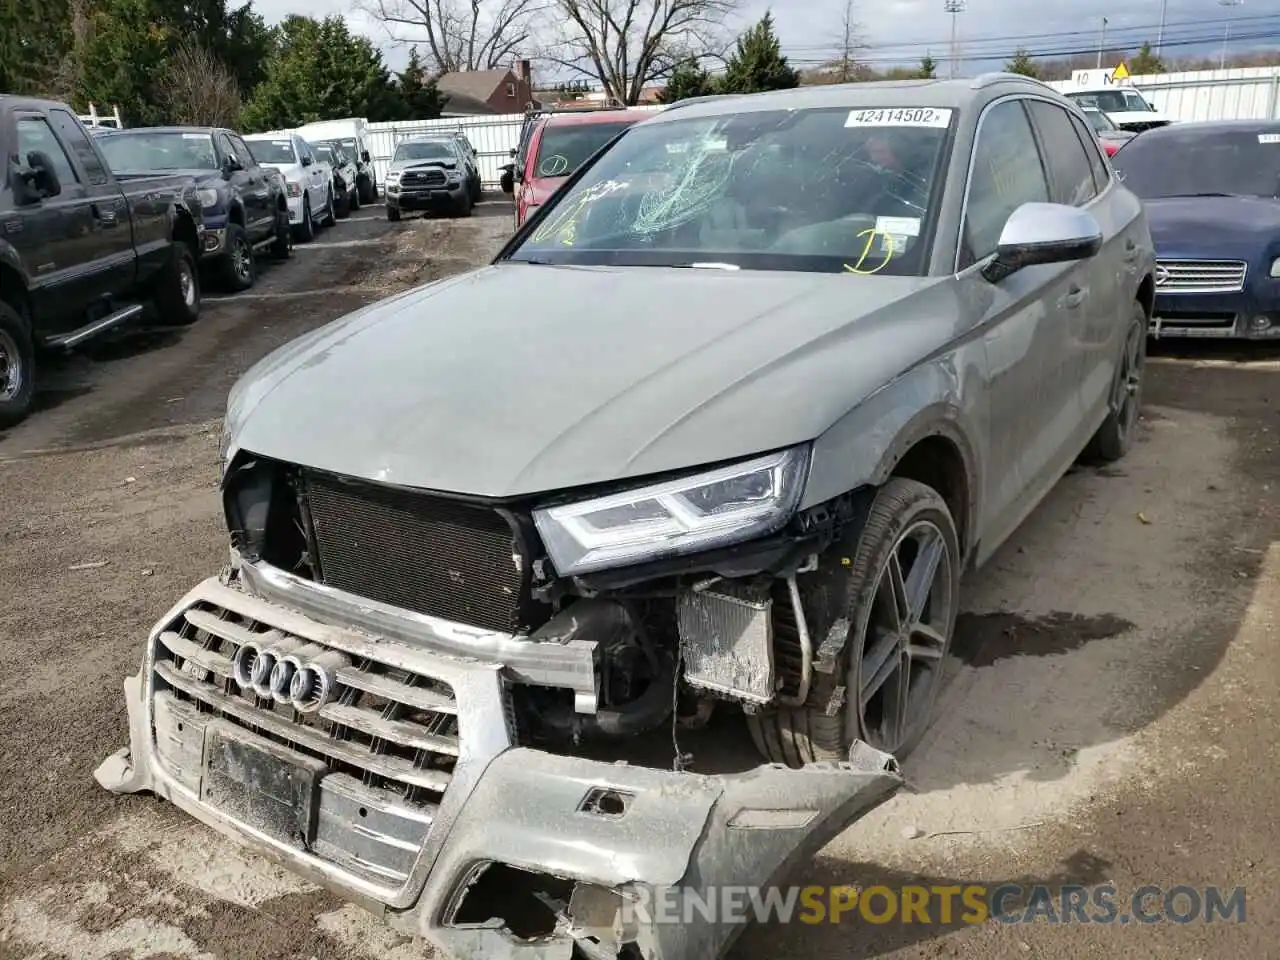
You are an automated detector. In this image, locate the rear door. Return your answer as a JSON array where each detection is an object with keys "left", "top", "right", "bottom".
[
  {"left": 13, "top": 113, "right": 98, "bottom": 334},
  {"left": 46, "top": 107, "right": 139, "bottom": 293},
  {"left": 1024, "top": 98, "right": 1118, "bottom": 448}
]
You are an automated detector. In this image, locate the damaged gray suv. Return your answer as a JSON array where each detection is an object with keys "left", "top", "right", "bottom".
[{"left": 98, "top": 74, "right": 1154, "bottom": 959}]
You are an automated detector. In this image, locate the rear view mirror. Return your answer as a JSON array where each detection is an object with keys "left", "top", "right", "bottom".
[
  {"left": 25, "top": 150, "right": 62, "bottom": 199},
  {"left": 983, "top": 202, "right": 1102, "bottom": 283}
]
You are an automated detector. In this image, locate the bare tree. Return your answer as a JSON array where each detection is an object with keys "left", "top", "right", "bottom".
[
  {"left": 362, "top": 0, "right": 546, "bottom": 72},
  {"left": 550, "top": 0, "right": 739, "bottom": 105},
  {"left": 162, "top": 43, "right": 242, "bottom": 128},
  {"left": 829, "top": 0, "right": 864, "bottom": 82}
]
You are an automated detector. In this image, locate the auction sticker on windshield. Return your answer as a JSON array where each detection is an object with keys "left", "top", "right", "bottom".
[
  {"left": 846, "top": 108, "right": 953, "bottom": 128},
  {"left": 1259, "top": 133, "right": 1280, "bottom": 144}
]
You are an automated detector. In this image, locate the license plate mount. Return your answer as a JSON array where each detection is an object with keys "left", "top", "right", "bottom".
[{"left": 202, "top": 724, "right": 327, "bottom": 847}]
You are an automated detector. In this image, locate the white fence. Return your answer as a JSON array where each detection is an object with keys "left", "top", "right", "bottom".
[
  {"left": 366, "top": 106, "right": 665, "bottom": 187},
  {"left": 1047, "top": 66, "right": 1280, "bottom": 122}
]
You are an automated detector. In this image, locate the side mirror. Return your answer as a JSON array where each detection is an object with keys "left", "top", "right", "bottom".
[
  {"left": 301, "top": 155, "right": 313, "bottom": 167},
  {"left": 509, "top": 147, "right": 517, "bottom": 157},
  {"left": 361, "top": 150, "right": 371, "bottom": 163},
  {"left": 982, "top": 202, "right": 1102, "bottom": 283},
  {"left": 221, "top": 155, "right": 241, "bottom": 177},
  {"left": 26, "top": 151, "right": 61, "bottom": 198}
]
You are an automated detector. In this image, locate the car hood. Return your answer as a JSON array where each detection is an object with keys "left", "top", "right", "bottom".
[
  {"left": 258, "top": 161, "right": 303, "bottom": 179},
  {"left": 390, "top": 160, "right": 457, "bottom": 173},
  {"left": 226, "top": 264, "right": 956, "bottom": 497},
  {"left": 525, "top": 177, "right": 567, "bottom": 206},
  {"left": 1145, "top": 195, "right": 1280, "bottom": 260}
]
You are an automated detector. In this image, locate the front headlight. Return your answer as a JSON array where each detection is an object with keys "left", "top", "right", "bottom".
[
  {"left": 447, "top": 171, "right": 462, "bottom": 183},
  {"left": 533, "top": 447, "right": 810, "bottom": 576},
  {"left": 1269, "top": 257, "right": 1280, "bottom": 278},
  {"left": 196, "top": 187, "right": 222, "bottom": 209},
  {"left": 385, "top": 171, "right": 401, "bottom": 185}
]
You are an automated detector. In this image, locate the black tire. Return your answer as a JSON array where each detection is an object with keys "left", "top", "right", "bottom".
[
  {"left": 470, "top": 175, "right": 482, "bottom": 203},
  {"left": 218, "top": 223, "right": 255, "bottom": 291},
  {"left": 1083, "top": 300, "right": 1147, "bottom": 464},
  {"left": 500, "top": 170, "right": 514, "bottom": 194},
  {"left": 387, "top": 205, "right": 402, "bottom": 222},
  {"left": 294, "top": 198, "right": 315, "bottom": 243},
  {"left": 269, "top": 208, "right": 293, "bottom": 260},
  {"left": 335, "top": 186, "right": 351, "bottom": 219},
  {"left": 350, "top": 187, "right": 361, "bottom": 212},
  {"left": 357, "top": 176, "right": 373, "bottom": 204},
  {"left": 320, "top": 189, "right": 336, "bottom": 227},
  {"left": 454, "top": 192, "right": 473, "bottom": 218},
  {"left": 747, "top": 478, "right": 961, "bottom": 767},
  {"left": 0, "top": 300, "right": 36, "bottom": 428},
  {"left": 152, "top": 244, "right": 201, "bottom": 325}
]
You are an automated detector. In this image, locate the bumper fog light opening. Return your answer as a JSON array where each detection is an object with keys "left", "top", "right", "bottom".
[{"left": 1250, "top": 315, "right": 1272, "bottom": 332}]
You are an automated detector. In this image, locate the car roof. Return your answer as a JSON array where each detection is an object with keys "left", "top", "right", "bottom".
[
  {"left": 97, "top": 125, "right": 216, "bottom": 135},
  {"left": 1130, "top": 118, "right": 1280, "bottom": 140},
  {"left": 543, "top": 109, "right": 645, "bottom": 128},
  {"left": 644, "top": 76, "right": 1053, "bottom": 124}
]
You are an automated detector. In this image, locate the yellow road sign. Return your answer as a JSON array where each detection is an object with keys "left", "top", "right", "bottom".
[{"left": 1112, "top": 62, "right": 1130, "bottom": 80}]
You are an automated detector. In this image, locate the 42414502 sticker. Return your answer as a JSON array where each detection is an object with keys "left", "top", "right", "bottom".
[{"left": 845, "top": 108, "right": 954, "bottom": 129}]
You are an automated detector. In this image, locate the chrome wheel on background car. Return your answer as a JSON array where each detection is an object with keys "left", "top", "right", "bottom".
[
  {"left": 0, "top": 327, "right": 23, "bottom": 403},
  {"left": 1085, "top": 301, "right": 1147, "bottom": 463}
]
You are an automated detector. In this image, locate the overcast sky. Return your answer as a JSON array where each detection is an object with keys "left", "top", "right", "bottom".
[{"left": 253, "top": 0, "right": 1280, "bottom": 76}]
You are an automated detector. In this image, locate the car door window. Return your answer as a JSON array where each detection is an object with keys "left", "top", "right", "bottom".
[
  {"left": 1068, "top": 113, "right": 1111, "bottom": 192},
  {"left": 213, "top": 132, "right": 237, "bottom": 170},
  {"left": 1026, "top": 100, "right": 1097, "bottom": 207},
  {"left": 16, "top": 116, "right": 80, "bottom": 187},
  {"left": 960, "top": 99, "right": 1050, "bottom": 269},
  {"left": 47, "top": 109, "right": 108, "bottom": 185},
  {"left": 229, "top": 135, "right": 256, "bottom": 171}
]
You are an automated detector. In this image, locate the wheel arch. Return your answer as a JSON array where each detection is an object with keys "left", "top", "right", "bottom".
[
  {"left": 1136, "top": 271, "right": 1155, "bottom": 318},
  {"left": 0, "top": 255, "right": 31, "bottom": 321},
  {"left": 171, "top": 209, "right": 200, "bottom": 261},
  {"left": 803, "top": 367, "right": 983, "bottom": 564}
]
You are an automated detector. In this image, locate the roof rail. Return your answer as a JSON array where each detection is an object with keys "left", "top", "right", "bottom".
[
  {"left": 661, "top": 93, "right": 739, "bottom": 113},
  {"left": 970, "top": 72, "right": 1056, "bottom": 91}
]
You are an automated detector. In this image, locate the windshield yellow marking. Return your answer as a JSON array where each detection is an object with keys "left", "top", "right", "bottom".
[{"left": 844, "top": 228, "right": 897, "bottom": 275}]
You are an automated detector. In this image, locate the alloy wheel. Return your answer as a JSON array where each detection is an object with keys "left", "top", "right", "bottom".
[
  {"left": 233, "top": 237, "right": 251, "bottom": 282},
  {"left": 179, "top": 258, "right": 196, "bottom": 307},
  {"left": 1118, "top": 322, "right": 1145, "bottom": 435},
  {"left": 0, "top": 328, "right": 21, "bottom": 402},
  {"left": 850, "top": 519, "right": 956, "bottom": 755}
]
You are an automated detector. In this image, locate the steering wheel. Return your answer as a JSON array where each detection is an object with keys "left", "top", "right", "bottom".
[{"left": 539, "top": 154, "right": 570, "bottom": 177}]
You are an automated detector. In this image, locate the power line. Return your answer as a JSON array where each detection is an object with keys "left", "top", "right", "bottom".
[
  {"left": 779, "top": 10, "right": 1280, "bottom": 58},
  {"left": 782, "top": 26, "right": 1280, "bottom": 66}
]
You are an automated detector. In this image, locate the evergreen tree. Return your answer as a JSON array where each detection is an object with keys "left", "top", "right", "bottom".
[
  {"left": 720, "top": 12, "right": 800, "bottom": 95},
  {"left": 396, "top": 46, "right": 448, "bottom": 119},
  {"left": 1130, "top": 42, "right": 1164, "bottom": 76},
  {"left": 918, "top": 54, "right": 937, "bottom": 79},
  {"left": 241, "top": 16, "right": 402, "bottom": 130},
  {"left": 658, "top": 57, "right": 716, "bottom": 103},
  {"left": 1005, "top": 48, "right": 1039, "bottom": 78}
]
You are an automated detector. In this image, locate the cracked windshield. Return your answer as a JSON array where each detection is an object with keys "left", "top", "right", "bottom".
[{"left": 511, "top": 106, "right": 952, "bottom": 275}]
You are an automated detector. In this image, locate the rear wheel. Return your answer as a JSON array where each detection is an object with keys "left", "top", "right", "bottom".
[
  {"left": 218, "top": 224, "right": 254, "bottom": 291},
  {"left": 152, "top": 244, "right": 201, "bottom": 325},
  {"left": 321, "top": 189, "right": 336, "bottom": 227},
  {"left": 748, "top": 478, "right": 961, "bottom": 766},
  {"left": 0, "top": 301, "right": 35, "bottom": 428},
  {"left": 1084, "top": 300, "right": 1146, "bottom": 463},
  {"left": 294, "top": 198, "right": 315, "bottom": 243}
]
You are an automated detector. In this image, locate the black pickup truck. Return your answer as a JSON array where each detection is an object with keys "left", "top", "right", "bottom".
[
  {"left": 96, "top": 126, "right": 292, "bottom": 292},
  {"left": 0, "top": 96, "right": 205, "bottom": 427}
]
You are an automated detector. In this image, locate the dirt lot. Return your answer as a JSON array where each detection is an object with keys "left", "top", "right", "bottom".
[{"left": 0, "top": 200, "right": 1277, "bottom": 959}]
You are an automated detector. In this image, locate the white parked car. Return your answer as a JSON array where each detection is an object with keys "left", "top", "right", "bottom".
[
  {"left": 243, "top": 132, "right": 335, "bottom": 242},
  {"left": 310, "top": 140, "right": 360, "bottom": 217}
]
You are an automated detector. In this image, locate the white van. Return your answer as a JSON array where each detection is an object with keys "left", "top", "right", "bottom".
[{"left": 293, "top": 118, "right": 379, "bottom": 204}]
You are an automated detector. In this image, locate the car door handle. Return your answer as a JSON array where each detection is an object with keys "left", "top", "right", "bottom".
[
  {"left": 91, "top": 202, "right": 120, "bottom": 227},
  {"left": 1122, "top": 240, "right": 1141, "bottom": 263},
  {"left": 1060, "top": 285, "right": 1087, "bottom": 310}
]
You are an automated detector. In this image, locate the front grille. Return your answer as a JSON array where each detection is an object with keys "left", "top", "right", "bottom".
[
  {"left": 402, "top": 169, "right": 446, "bottom": 187},
  {"left": 1155, "top": 259, "right": 1247, "bottom": 294},
  {"left": 302, "top": 470, "right": 525, "bottom": 633},
  {"left": 151, "top": 601, "right": 458, "bottom": 884}
]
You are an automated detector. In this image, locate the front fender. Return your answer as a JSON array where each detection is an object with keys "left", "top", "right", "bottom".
[
  {"left": 0, "top": 238, "right": 31, "bottom": 287},
  {"left": 803, "top": 349, "right": 986, "bottom": 548}
]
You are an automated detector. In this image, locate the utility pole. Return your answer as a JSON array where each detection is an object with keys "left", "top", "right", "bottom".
[
  {"left": 1096, "top": 16, "right": 1108, "bottom": 68},
  {"left": 1219, "top": 0, "right": 1244, "bottom": 70},
  {"left": 944, "top": 0, "right": 966, "bottom": 79},
  {"left": 1157, "top": 0, "right": 1169, "bottom": 55}
]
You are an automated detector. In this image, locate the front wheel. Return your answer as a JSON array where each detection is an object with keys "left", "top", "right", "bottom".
[
  {"left": 350, "top": 187, "right": 361, "bottom": 212},
  {"left": 294, "top": 198, "right": 315, "bottom": 243},
  {"left": 152, "top": 244, "right": 201, "bottom": 325},
  {"left": 269, "top": 208, "right": 293, "bottom": 260},
  {"left": 321, "top": 189, "right": 337, "bottom": 227},
  {"left": 748, "top": 478, "right": 961, "bottom": 766},
  {"left": 386, "top": 205, "right": 401, "bottom": 222},
  {"left": 1083, "top": 300, "right": 1147, "bottom": 463},
  {"left": 0, "top": 301, "right": 36, "bottom": 428},
  {"left": 218, "top": 224, "right": 254, "bottom": 291}
]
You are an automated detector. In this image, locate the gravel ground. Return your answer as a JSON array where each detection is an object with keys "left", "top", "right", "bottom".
[{"left": 0, "top": 204, "right": 1277, "bottom": 959}]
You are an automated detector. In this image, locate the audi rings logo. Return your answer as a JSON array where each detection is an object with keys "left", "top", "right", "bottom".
[
  {"left": 232, "top": 638, "right": 350, "bottom": 713},
  {"left": 1154, "top": 264, "right": 1172, "bottom": 287}
]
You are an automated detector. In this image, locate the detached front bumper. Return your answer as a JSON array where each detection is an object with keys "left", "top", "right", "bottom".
[{"left": 96, "top": 569, "right": 902, "bottom": 959}]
